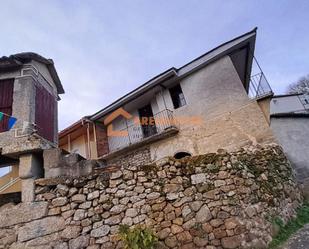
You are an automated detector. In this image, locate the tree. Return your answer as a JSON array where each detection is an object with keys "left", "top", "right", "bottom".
[{"left": 287, "top": 74, "right": 309, "bottom": 94}]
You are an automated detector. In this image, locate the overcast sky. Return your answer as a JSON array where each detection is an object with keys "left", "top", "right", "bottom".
[{"left": 1, "top": 0, "right": 309, "bottom": 130}]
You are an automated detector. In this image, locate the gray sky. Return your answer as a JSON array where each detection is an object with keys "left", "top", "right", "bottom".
[{"left": 1, "top": 0, "right": 309, "bottom": 130}]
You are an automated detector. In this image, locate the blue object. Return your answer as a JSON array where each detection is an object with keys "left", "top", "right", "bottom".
[{"left": 8, "top": 116, "right": 17, "bottom": 130}]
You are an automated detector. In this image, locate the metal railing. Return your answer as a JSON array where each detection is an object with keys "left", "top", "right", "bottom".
[
  {"left": 108, "top": 109, "right": 178, "bottom": 152},
  {"left": 248, "top": 72, "right": 273, "bottom": 99},
  {"left": 0, "top": 177, "right": 20, "bottom": 193}
]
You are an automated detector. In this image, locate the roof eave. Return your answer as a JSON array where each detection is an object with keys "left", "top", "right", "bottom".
[{"left": 89, "top": 27, "right": 258, "bottom": 121}]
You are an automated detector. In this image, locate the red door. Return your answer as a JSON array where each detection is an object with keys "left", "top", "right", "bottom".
[
  {"left": 35, "top": 85, "right": 56, "bottom": 142},
  {"left": 0, "top": 79, "right": 14, "bottom": 133}
]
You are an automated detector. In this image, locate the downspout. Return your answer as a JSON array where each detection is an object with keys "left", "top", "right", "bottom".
[
  {"left": 86, "top": 122, "right": 91, "bottom": 159},
  {"left": 68, "top": 134, "right": 71, "bottom": 152},
  {"left": 93, "top": 122, "right": 97, "bottom": 158}
]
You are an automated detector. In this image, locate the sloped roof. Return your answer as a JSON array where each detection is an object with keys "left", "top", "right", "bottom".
[
  {"left": 90, "top": 27, "right": 257, "bottom": 121},
  {"left": 0, "top": 52, "right": 64, "bottom": 94}
]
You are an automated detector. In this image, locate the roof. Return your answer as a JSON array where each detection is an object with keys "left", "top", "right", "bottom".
[
  {"left": 0, "top": 52, "right": 64, "bottom": 94},
  {"left": 59, "top": 119, "right": 84, "bottom": 138},
  {"left": 90, "top": 27, "right": 257, "bottom": 121},
  {"left": 272, "top": 93, "right": 302, "bottom": 98},
  {"left": 271, "top": 112, "right": 309, "bottom": 118}
]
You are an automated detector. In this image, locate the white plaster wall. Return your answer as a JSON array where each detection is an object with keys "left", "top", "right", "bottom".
[
  {"left": 271, "top": 117, "right": 309, "bottom": 181},
  {"left": 271, "top": 95, "right": 305, "bottom": 114},
  {"left": 105, "top": 55, "right": 274, "bottom": 159},
  {"left": 150, "top": 55, "right": 274, "bottom": 160}
]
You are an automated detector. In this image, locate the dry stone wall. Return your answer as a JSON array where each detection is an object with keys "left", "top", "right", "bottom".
[{"left": 0, "top": 144, "right": 302, "bottom": 249}]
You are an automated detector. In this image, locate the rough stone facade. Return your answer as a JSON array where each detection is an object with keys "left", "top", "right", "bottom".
[
  {"left": 0, "top": 144, "right": 302, "bottom": 249},
  {"left": 106, "top": 147, "right": 151, "bottom": 168}
]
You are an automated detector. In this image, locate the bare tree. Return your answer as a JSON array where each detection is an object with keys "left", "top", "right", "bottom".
[{"left": 287, "top": 74, "right": 309, "bottom": 94}]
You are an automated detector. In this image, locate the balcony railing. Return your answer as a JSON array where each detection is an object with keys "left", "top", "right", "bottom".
[
  {"left": 248, "top": 55, "right": 273, "bottom": 99},
  {"left": 248, "top": 72, "right": 273, "bottom": 99},
  {"left": 108, "top": 109, "right": 178, "bottom": 152}
]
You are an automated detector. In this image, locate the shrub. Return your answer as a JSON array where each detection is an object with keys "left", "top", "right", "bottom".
[{"left": 118, "top": 224, "right": 158, "bottom": 249}]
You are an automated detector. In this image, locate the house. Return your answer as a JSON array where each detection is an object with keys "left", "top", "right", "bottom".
[
  {"left": 59, "top": 119, "right": 98, "bottom": 159},
  {"left": 60, "top": 28, "right": 275, "bottom": 167},
  {"left": 270, "top": 93, "right": 309, "bottom": 183},
  {"left": 0, "top": 52, "right": 64, "bottom": 202}
]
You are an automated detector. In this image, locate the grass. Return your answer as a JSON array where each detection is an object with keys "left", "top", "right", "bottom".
[{"left": 268, "top": 202, "right": 309, "bottom": 249}]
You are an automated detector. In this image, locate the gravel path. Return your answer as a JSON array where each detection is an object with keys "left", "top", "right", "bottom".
[{"left": 280, "top": 224, "right": 309, "bottom": 249}]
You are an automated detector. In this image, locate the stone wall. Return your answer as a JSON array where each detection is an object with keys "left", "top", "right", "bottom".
[
  {"left": 0, "top": 144, "right": 302, "bottom": 249},
  {"left": 106, "top": 147, "right": 151, "bottom": 168}
]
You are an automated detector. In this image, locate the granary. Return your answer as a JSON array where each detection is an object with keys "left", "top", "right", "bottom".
[{"left": 0, "top": 52, "right": 64, "bottom": 202}]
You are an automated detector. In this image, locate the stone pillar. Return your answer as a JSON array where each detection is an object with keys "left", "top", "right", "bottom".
[{"left": 19, "top": 154, "right": 43, "bottom": 202}]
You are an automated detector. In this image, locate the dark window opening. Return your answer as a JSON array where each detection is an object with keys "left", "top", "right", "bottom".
[
  {"left": 0, "top": 192, "right": 21, "bottom": 207},
  {"left": 174, "top": 152, "right": 192, "bottom": 159},
  {"left": 138, "top": 104, "right": 157, "bottom": 138},
  {"left": 0, "top": 79, "right": 14, "bottom": 133},
  {"left": 35, "top": 85, "right": 56, "bottom": 142},
  {"left": 169, "top": 84, "right": 186, "bottom": 109}
]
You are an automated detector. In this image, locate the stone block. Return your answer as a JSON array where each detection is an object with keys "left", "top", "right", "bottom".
[
  {"left": 18, "top": 216, "right": 65, "bottom": 242},
  {"left": 0, "top": 201, "right": 48, "bottom": 228}
]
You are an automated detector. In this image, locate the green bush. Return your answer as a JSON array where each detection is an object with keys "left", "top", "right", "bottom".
[
  {"left": 118, "top": 224, "right": 158, "bottom": 249},
  {"left": 268, "top": 202, "right": 309, "bottom": 249}
]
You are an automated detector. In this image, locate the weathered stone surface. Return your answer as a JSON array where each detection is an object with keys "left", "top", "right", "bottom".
[
  {"left": 191, "top": 174, "right": 206, "bottom": 185},
  {"left": 73, "top": 209, "right": 86, "bottom": 221},
  {"left": 0, "top": 144, "right": 301, "bottom": 249},
  {"left": 171, "top": 224, "right": 183, "bottom": 234},
  {"left": 0, "top": 202, "right": 48, "bottom": 228},
  {"left": 189, "top": 201, "right": 202, "bottom": 212},
  {"left": 157, "top": 228, "right": 171, "bottom": 239},
  {"left": 87, "top": 191, "right": 99, "bottom": 201},
  {"left": 110, "top": 171, "right": 123, "bottom": 179},
  {"left": 90, "top": 225, "right": 110, "bottom": 237},
  {"left": 110, "top": 205, "right": 126, "bottom": 214},
  {"left": 105, "top": 215, "right": 121, "bottom": 225},
  {"left": 147, "top": 192, "right": 161, "bottom": 200},
  {"left": 68, "top": 235, "right": 89, "bottom": 249},
  {"left": 25, "top": 232, "right": 60, "bottom": 247},
  {"left": 71, "top": 194, "right": 86, "bottom": 203},
  {"left": 125, "top": 208, "right": 138, "bottom": 218},
  {"left": 57, "top": 184, "right": 69, "bottom": 196},
  {"left": 61, "top": 226, "right": 81, "bottom": 239},
  {"left": 163, "top": 184, "right": 182, "bottom": 193},
  {"left": 221, "top": 235, "right": 241, "bottom": 249},
  {"left": 18, "top": 216, "right": 65, "bottom": 242},
  {"left": 193, "top": 237, "right": 208, "bottom": 247},
  {"left": 52, "top": 197, "right": 68, "bottom": 207},
  {"left": 196, "top": 205, "right": 212, "bottom": 223}
]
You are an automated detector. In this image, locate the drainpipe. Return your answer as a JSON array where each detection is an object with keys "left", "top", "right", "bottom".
[{"left": 86, "top": 122, "right": 91, "bottom": 159}]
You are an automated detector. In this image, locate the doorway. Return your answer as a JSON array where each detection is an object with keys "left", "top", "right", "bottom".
[{"left": 138, "top": 104, "right": 157, "bottom": 138}]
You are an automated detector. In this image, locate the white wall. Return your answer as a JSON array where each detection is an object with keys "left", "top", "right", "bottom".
[
  {"left": 270, "top": 95, "right": 305, "bottom": 114},
  {"left": 106, "top": 55, "right": 274, "bottom": 159}
]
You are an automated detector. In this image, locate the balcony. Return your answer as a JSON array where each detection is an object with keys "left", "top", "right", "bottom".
[
  {"left": 248, "top": 56, "right": 273, "bottom": 99},
  {"left": 248, "top": 72, "right": 273, "bottom": 99},
  {"left": 107, "top": 109, "right": 179, "bottom": 156}
]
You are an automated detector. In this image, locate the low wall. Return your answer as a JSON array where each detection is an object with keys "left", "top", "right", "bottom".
[{"left": 0, "top": 144, "right": 302, "bottom": 249}]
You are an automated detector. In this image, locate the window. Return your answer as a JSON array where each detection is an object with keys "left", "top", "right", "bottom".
[
  {"left": 35, "top": 85, "right": 56, "bottom": 142},
  {"left": 0, "top": 79, "right": 14, "bottom": 133},
  {"left": 169, "top": 84, "right": 186, "bottom": 109}
]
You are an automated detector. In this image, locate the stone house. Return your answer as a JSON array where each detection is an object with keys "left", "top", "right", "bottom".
[
  {"left": 59, "top": 28, "right": 274, "bottom": 167},
  {"left": 0, "top": 52, "right": 64, "bottom": 202},
  {"left": 270, "top": 93, "right": 309, "bottom": 183}
]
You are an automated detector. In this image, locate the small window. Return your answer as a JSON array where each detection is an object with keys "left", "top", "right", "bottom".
[{"left": 169, "top": 84, "right": 186, "bottom": 109}]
